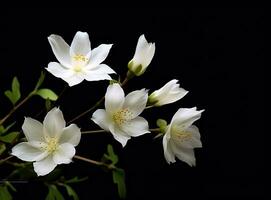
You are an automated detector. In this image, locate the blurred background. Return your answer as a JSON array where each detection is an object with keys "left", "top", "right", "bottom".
[{"left": 0, "top": 8, "right": 265, "bottom": 199}]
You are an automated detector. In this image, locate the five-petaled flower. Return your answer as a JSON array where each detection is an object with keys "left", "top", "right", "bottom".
[
  {"left": 47, "top": 31, "right": 115, "bottom": 86},
  {"left": 11, "top": 107, "right": 81, "bottom": 176},
  {"left": 148, "top": 79, "right": 188, "bottom": 106},
  {"left": 163, "top": 107, "right": 204, "bottom": 166},
  {"left": 128, "top": 34, "right": 155, "bottom": 76},
  {"left": 92, "top": 83, "right": 150, "bottom": 147}
]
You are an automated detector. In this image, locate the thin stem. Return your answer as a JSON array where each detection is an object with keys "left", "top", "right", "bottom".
[
  {"left": 0, "top": 92, "right": 34, "bottom": 125},
  {"left": 67, "top": 73, "right": 132, "bottom": 124},
  {"left": 0, "top": 155, "right": 13, "bottom": 165},
  {"left": 74, "top": 155, "right": 115, "bottom": 170},
  {"left": 145, "top": 105, "right": 154, "bottom": 110},
  {"left": 67, "top": 96, "right": 104, "bottom": 124},
  {"left": 149, "top": 128, "right": 160, "bottom": 132},
  {"left": 81, "top": 130, "right": 107, "bottom": 134}
]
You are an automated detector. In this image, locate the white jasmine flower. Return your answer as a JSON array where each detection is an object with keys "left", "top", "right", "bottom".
[
  {"left": 149, "top": 79, "right": 188, "bottom": 106},
  {"left": 128, "top": 34, "right": 155, "bottom": 76},
  {"left": 47, "top": 31, "right": 115, "bottom": 86},
  {"left": 163, "top": 107, "right": 204, "bottom": 166},
  {"left": 11, "top": 108, "right": 81, "bottom": 176},
  {"left": 92, "top": 83, "right": 149, "bottom": 147}
]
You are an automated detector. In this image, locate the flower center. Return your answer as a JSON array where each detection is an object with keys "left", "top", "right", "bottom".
[
  {"left": 171, "top": 126, "right": 192, "bottom": 142},
  {"left": 112, "top": 109, "right": 133, "bottom": 126},
  {"left": 45, "top": 137, "right": 59, "bottom": 153},
  {"left": 72, "top": 54, "right": 88, "bottom": 72},
  {"left": 72, "top": 54, "right": 88, "bottom": 62}
]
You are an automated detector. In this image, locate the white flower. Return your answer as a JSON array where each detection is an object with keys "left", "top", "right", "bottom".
[
  {"left": 149, "top": 79, "right": 188, "bottom": 106},
  {"left": 128, "top": 34, "right": 155, "bottom": 76},
  {"left": 92, "top": 83, "right": 149, "bottom": 147},
  {"left": 47, "top": 31, "right": 115, "bottom": 86},
  {"left": 11, "top": 108, "right": 81, "bottom": 176},
  {"left": 163, "top": 107, "right": 204, "bottom": 166}
]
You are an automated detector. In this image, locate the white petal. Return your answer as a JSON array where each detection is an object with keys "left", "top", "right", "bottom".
[
  {"left": 43, "top": 107, "right": 65, "bottom": 137},
  {"left": 11, "top": 142, "right": 48, "bottom": 162},
  {"left": 132, "top": 34, "right": 155, "bottom": 68},
  {"left": 170, "top": 141, "right": 196, "bottom": 166},
  {"left": 109, "top": 125, "right": 130, "bottom": 147},
  {"left": 46, "top": 62, "right": 73, "bottom": 79},
  {"left": 151, "top": 79, "right": 188, "bottom": 106},
  {"left": 91, "top": 109, "right": 111, "bottom": 131},
  {"left": 171, "top": 107, "right": 204, "bottom": 130},
  {"left": 88, "top": 44, "right": 113, "bottom": 67},
  {"left": 70, "top": 31, "right": 91, "bottom": 56},
  {"left": 186, "top": 125, "right": 202, "bottom": 148},
  {"left": 33, "top": 155, "right": 57, "bottom": 176},
  {"left": 22, "top": 117, "right": 44, "bottom": 142},
  {"left": 63, "top": 73, "right": 84, "bottom": 87},
  {"left": 105, "top": 84, "right": 125, "bottom": 114},
  {"left": 121, "top": 116, "right": 150, "bottom": 137},
  {"left": 59, "top": 124, "right": 81, "bottom": 146},
  {"left": 48, "top": 34, "right": 71, "bottom": 68},
  {"left": 123, "top": 89, "right": 148, "bottom": 118},
  {"left": 86, "top": 64, "right": 115, "bottom": 74},
  {"left": 83, "top": 71, "right": 112, "bottom": 82},
  {"left": 162, "top": 132, "right": 176, "bottom": 164},
  {"left": 53, "top": 143, "right": 75, "bottom": 164}
]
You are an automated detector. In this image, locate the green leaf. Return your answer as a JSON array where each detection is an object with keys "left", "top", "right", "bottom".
[
  {"left": 35, "top": 89, "right": 58, "bottom": 101},
  {"left": 0, "top": 132, "right": 19, "bottom": 143},
  {"left": 112, "top": 168, "right": 126, "bottom": 199},
  {"left": 107, "top": 144, "right": 118, "bottom": 165},
  {"left": 4, "top": 77, "right": 21, "bottom": 105},
  {"left": 34, "top": 71, "right": 45, "bottom": 90},
  {"left": 46, "top": 185, "right": 64, "bottom": 200},
  {"left": 0, "top": 143, "right": 6, "bottom": 155},
  {"left": 0, "top": 186, "right": 12, "bottom": 200},
  {"left": 64, "top": 184, "right": 79, "bottom": 200}
]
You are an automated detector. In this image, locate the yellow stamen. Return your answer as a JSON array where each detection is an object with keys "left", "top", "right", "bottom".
[{"left": 112, "top": 109, "right": 133, "bottom": 126}]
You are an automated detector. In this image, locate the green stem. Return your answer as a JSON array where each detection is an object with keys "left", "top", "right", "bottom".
[
  {"left": 149, "top": 128, "right": 160, "bottom": 132},
  {"left": 81, "top": 130, "right": 107, "bottom": 134},
  {"left": 145, "top": 105, "right": 154, "bottom": 110},
  {"left": 0, "top": 92, "right": 35, "bottom": 125},
  {"left": 67, "top": 73, "right": 132, "bottom": 124},
  {"left": 0, "top": 155, "right": 13, "bottom": 165},
  {"left": 74, "top": 155, "right": 115, "bottom": 170}
]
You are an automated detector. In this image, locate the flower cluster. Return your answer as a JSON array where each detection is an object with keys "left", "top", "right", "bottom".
[{"left": 9, "top": 31, "right": 204, "bottom": 176}]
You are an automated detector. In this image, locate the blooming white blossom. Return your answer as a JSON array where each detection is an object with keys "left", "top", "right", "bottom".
[
  {"left": 11, "top": 108, "right": 81, "bottom": 176},
  {"left": 163, "top": 107, "right": 203, "bottom": 166},
  {"left": 149, "top": 79, "right": 188, "bottom": 106},
  {"left": 92, "top": 83, "right": 149, "bottom": 147},
  {"left": 47, "top": 31, "right": 115, "bottom": 86},
  {"left": 128, "top": 34, "right": 155, "bottom": 76}
]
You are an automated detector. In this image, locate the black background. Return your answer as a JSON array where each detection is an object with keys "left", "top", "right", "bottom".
[{"left": 0, "top": 8, "right": 265, "bottom": 199}]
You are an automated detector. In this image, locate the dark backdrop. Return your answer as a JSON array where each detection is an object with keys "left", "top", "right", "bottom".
[{"left": 0, "top": 8, "right": 265, "bottom": 199}]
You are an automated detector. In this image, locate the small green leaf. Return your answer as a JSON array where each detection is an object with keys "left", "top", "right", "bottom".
[
  {"left": 0, "top": 186, "right": 12, "bottom": 200},
  {"left": 46, "top": 185, "right": 64, "bottom": 200},
  {"left": 35, "top": 89, "right": 58, "bottom": 101},
  {"left": 64, "top": 184, "right": 79, "bottom": 200},
  {"left": 107, "top": 144, "right": 118, "bottom": 165},
  {"left": 0, "top": 132, "right": 19, "bottom": 143},
  {"left": 34, "top": 71, "right": 45, "bottom": 90},
  {"left": 109, "top": 79, "right": 119, "bottom": 85},
  {"left": 0, "top": 143, "right": 6, "bottom": 155},
  {"left": 4, "top": 77, "right": 21, "bottom": 105},
  {"left": 113, "top": 168, "right": 126, "bottom": 199}
]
